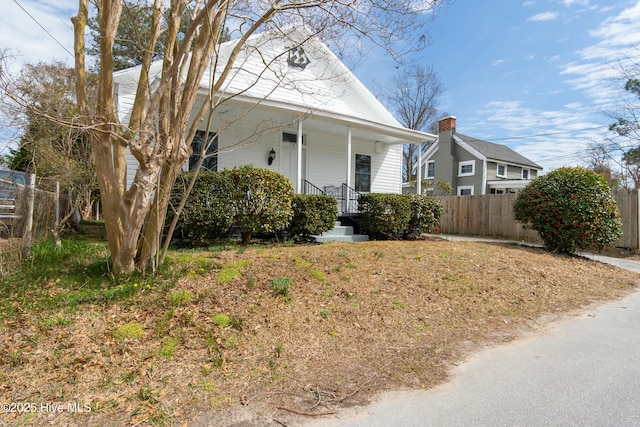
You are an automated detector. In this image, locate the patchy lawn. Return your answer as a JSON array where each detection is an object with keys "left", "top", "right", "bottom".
[{"left": 0, "top": 239, "right": 638, "bottom": 426}]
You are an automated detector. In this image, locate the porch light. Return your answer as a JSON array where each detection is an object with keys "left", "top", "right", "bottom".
[{"left": 268, "top": 148, "right": 276, "bottom": 165}]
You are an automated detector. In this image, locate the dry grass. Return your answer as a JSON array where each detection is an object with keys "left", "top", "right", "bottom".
[{"left": 1, "top": 240, "right": 638, "bottom": 426}]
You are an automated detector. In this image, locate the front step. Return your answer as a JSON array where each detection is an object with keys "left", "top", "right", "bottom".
[{"left": 312, "top": 222, "right": 369, "bottom": 243}]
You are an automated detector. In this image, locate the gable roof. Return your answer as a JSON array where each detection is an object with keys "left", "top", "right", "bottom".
[
  {"left": 455, "top": 134, "right": 542, "bottom": 169},
  {"left": 210, "top": 26, "right": 401, "bottom": 127},
  {"left": 114, "top": 25, "right": 435, "bottom": 144}
]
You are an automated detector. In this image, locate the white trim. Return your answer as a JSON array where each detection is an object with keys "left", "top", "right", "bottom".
[
  {"left": 297, "top": 120, "right": 303, "bottom": 193},
  {"left": 458, "top": 160, "right": 475, "bottom": 177},
  {"left": 482, "top": 158, "right": 487, "bottom": 195},
  {"left": 458, "top": 185, "right": 474, "bottom": 196},
  {"left": 453, "top": 135, "right": 486, "bottom": 161},
  {"left": 496, "top": 163, "right": 507, "bottom": 178},
  {"left": 346, "top": 127, "right": 352, "bottom": 188},
  {"left": 419, "top": 143, "right": 439, "bottom": 173},
  {"left": 426, "top": 160, "right": 435, "bottom": 178},
  {"left": 416, "top": 142, "right": 422, "bottom": 195},
  {"left": 487, "top": 179, "right": 531, "bottom": 189},
  {"left": 521, "top": 168, "right": 530, "bottom": 179}
]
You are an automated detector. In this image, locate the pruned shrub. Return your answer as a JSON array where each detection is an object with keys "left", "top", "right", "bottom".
[
  {"left": 288, "top": 194, "right": 338, "bottom": 240},
  {"left": 221, "top": 165, "right": 294, "bottom": 243},
  {"left": 167, "top": 170, "right": 234, "bottom": 244},
  {"left": 404, "top": 194, "right": 443, "bottom": 238},
  {"left": 359, "top": 193, "right": 411, "bottom": 240},
  {"left": 513, "top": 167, "right": 622, "bottom": 254}
]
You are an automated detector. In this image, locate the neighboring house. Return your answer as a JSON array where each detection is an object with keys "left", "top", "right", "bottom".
[
  {"left": 415, "top": 116, "right": 542, "bottom": 196},
  {"left": 113, "top": 26, "right": 434, "bottom": 214}
]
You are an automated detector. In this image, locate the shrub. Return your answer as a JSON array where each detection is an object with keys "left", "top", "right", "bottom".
[
  {"left": 168, "top": 170, "right": 234, "bottom": 244},
  {"left": 212, "top": 314, "right": 231, "bottom": 328},
  {"left": 168, "top": 290, "right": 192, "bottom": 307},
  {"left": 513, "top": 167, "right": 622, "bottom": 254},
  {"left": 221, "top": 165, "right": 294, "bottom": 243},
  {"left": 288, "top": 194, "right": 338, "bottom": 239},
  {"left": 270, "top": 277, "right": 292, "bottom": 297},
  {"left": 113, "top": 322, "right": 144, "bottom": 341},
  {"left": 404, "top": 194, "right": 443, "bottom": 238},
  {"left": 359, "top": 193, "right": 411, "bottom": 239}
]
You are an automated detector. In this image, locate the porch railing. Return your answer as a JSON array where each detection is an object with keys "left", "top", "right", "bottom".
[
  {"left": 301, "top": 180, "right": 361, "bottom": 216},
  {"left": 301, "top": 179, "right": 325, "bottom": 196}
]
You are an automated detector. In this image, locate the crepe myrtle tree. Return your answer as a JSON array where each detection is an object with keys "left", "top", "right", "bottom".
[{"left": 71, "top": 0, "right": 443, "bottom": 276}]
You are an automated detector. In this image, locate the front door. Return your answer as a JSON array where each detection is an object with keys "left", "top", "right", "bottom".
[{"left": 280, "top": 132, "right": 306, "bottom": 192}]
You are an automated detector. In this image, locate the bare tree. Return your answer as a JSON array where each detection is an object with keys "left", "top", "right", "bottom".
[
  {"left": 381, "top": 66, "right": 443, "bottom": 182},
  {"left": 72, "top": 0, "right": 443, "bottom": 276},
  {"left": 2, "top": 62, "right": 97, "bottom": 221}
]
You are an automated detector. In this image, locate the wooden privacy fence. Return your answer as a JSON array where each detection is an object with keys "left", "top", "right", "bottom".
[{"left": 438, "top": 189, "right": 640, "bottom": 250}]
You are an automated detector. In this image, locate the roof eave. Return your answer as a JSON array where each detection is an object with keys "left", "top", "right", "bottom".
[{"left": 211, "top": 92, "right": 437, "bottom": 143}]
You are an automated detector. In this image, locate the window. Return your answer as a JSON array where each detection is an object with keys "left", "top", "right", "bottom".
[
  {"left": 189, "top": 130, "right": 218, "bottom": 171},
  {"left": 355, "top": 154, "right": 371, "bottom": 192},
  {"left": 283, "top": 132, "right": 306, "bottom": 145},
  {"left": 458, "top": 160, "right": 475, "bottom": 177},
  {"left": 426, "top": 160, "right": 435, "bottom": 178},
  {"left": 522, "top": 168, "right": 530, "bottom": 179},
  {"left": 458, "top": 186, "right": 474, "bottom": 196},
  {"left": 497, "top": 164, "right": 507, "bottom": 178}
]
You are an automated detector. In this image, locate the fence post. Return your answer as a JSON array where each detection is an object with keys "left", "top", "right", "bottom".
[
  {"left": 22, "top": 173, "right": 36, "bottom": 259},
  {"left": 636, "top": 189, "right": 640, "bottom": 251}
]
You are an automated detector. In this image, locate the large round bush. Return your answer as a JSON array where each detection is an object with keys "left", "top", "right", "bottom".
[
  {"left": 167, "top": 170, "right": 234, "bottom": 244},
  {"left": 513, "top": 167, "right": 622, "bottom": 254},
  {"left": 288, "top": 194, "right": 338, "bottom": 240},
  {"left": 359, "top": 193, "right": 411, "bottom": 239},
  {"left": 404, "top": 194, "right": 443, "bottom": 238},
  {"left": 221, "top": 165, "right": 294, "bottom": 242}
]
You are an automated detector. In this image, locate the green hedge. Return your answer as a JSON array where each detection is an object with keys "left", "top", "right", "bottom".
[
  {"left": 288, "top": 194, "right": 338, "bottom": 240},
  {"left": 359, "top": 193, "right": 411, "bottom": 239},
  {"left": 167, "top": 170, "right": 234, "bottom": 244},
  {"left": 359, "top": 193, "right": 443, "bottom": 240},
  {"left": 405, "top": 194, "right": 444, "bottom": 238},
  {"left": 513, "top": 167, "right": 622, "bottom": 254},
  {"left": 221, "top": 165, "right": 294, "bottom": 243}
]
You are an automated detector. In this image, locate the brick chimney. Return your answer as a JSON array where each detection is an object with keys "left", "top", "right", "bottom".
[
  {"left": 438, "top": 115, "right": 456, "bottom": 156},
  {"left": 438, "top": 116, "right": 456, "bottom": 133}
]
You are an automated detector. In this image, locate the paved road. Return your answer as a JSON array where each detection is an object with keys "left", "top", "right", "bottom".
[{"left": 305, "top": 243, "right": 640, "bottom": 427}]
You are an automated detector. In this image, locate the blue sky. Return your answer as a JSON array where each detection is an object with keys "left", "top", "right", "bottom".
[
  {"left": 353, "top": 0, "right": 640, "bottom": 173},
  {"left": 1, "top": 0, "right": 640, "bottom": 173}
]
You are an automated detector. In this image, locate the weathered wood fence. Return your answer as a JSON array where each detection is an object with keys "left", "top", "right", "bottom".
[{"left": 438, "top": 189, "right": 639, "bottom": 250}]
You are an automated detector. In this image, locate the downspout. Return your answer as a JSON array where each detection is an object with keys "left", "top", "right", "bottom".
[{"left": 482, "top": 158, "right": 487, "bottom": 195}]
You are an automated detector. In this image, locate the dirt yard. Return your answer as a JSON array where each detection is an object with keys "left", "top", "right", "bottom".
[{"left": 1, "top": 240, "right": 638, "bottom": 426}]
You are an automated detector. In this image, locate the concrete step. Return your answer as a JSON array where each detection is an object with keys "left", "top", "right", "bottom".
[
  {"left": 312, "top": 221, "right": 369, "bottom": 243},
  {"left": 313, "top": 234, "right": 369, "bottom": 243}
]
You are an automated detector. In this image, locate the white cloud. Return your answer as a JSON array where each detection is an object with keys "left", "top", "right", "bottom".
[
  {"left": 0, "top": 0, "right": 76, "bottom": 74},
  {"left": 527, "top": 12, "right": 560, "bottom": 21},
  {"left": 562, "top": 0, "right": 589, "bottom": 7},
  {"left": 523, "top": 1, "right": 536, "bottom": 7},
  {"left": 470, "top": 100, "right": 610, "bottom": 172},
  {"left": 491, "top": 59, "right": 507, "bottom": 66},
  {"left": 561, "top": 1, "right": 640, "bottom": 109}
]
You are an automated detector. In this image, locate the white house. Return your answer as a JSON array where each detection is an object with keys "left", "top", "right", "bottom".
[{"left": 113, "top": 26, "right": 435, "bottom": 213}]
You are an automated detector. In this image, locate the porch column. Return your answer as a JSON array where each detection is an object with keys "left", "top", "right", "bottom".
[
  {"left": 415, "top": 141, "right": 422, "bottom": 195},
  {"left": 346, "top": 126, "right": 352, "bottom": 188},
  {"left": 297, "top": 120, "right": 303, "bottom": 194}
]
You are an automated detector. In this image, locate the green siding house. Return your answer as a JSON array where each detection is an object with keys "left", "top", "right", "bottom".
[{"left": 416, "top": 116, "right": 542, "bottom": 195}]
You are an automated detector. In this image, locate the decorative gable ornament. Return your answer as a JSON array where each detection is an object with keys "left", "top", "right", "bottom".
[{"left": 287, "top": 46, "right": 311, "bottom": 69}]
